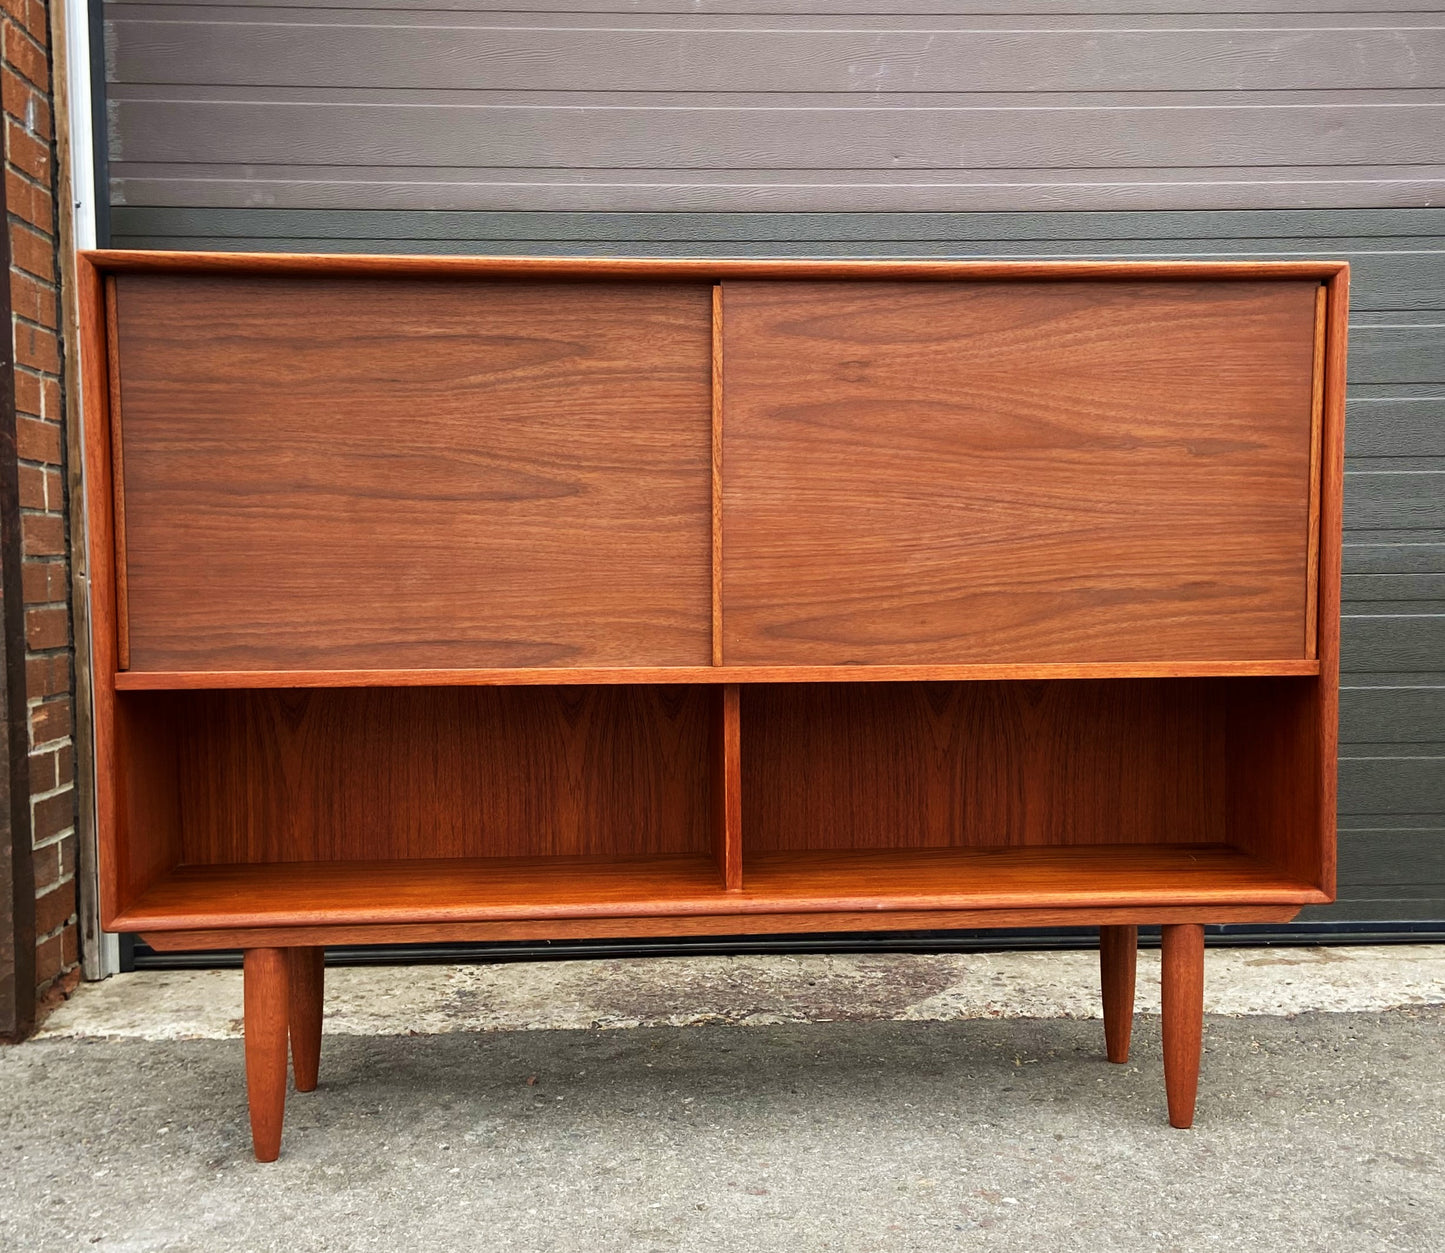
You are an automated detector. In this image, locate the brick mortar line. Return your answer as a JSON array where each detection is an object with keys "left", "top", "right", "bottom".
[
  {"left": 34, "top": 918, "right": 79, "bottom": 949},
  {"left": 30, "top": 820, "right": 75, "bottom": 849},
  {"left": 29, "top": 776, "right": 75, "bottom": 804},
  {"left": 6, "top": 119, "right": 52, "bottom": 146},
  {"left": 12, "top": 310, "right": 61, "bottom": 334},
  {"left": 4, "top": 214, "right": 55, "bottom": 237},
  {"left": 29, "top": 736, "right": 74, "bottom": 754},
  {"left": 31, "top": 828, "right": 75, "bottom": 851},
  {"left": 2, "top": 21, "right": 51, "bottom": 62},
  {"left": 5, "top": 161, "right": 52, "bottom": 189},
  {"left": 36, "top": 868, "right": 76, "bottom": 894}
]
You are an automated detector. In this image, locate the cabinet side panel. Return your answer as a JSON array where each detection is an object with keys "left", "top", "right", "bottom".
[
  {"left": 1225, "top": 677, "right": 1321, "bottom": 889},
  {"left": 79, "top": 258, "right": 131, "bottom": 923},
  {"left": 743, "top": 680, "right": 1227, "bottom": 852},
  {"left": 171, "top": 686, "right": 711, "bottom": 863},
  {"left": 113, "top": 275, "right": 713, "bottom": 670},
  {"left": 1233, "top": 272, "right": 1344, "bottom": 897},
  {"left": 722, "top": 280, "right": 1318, "bottom": 665},
  {"left": 114, "top": 693, "right": 183, "bottom": 904},
  {"left": 1315, "top": 268, "right": 1348, "bottom": 896}
]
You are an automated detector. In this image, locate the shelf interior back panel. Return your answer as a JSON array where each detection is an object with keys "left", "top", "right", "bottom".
[
  {"left": 720, "top": 279, "right": 1320, "bottom": 666},
  {"left": 109, "top": 274, "right": 715, "bottom": 671}
]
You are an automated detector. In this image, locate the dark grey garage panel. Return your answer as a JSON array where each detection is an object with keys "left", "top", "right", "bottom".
[
  {"left": 105, "top": 0, "right": 1445, "bottom": 211},
  {"left": 1338, "top": 832, "right": 1445, "bottom": 884},
  {"left": 1348, "top": 397, "right": 1445, "bottom": 457},
  {"left": 1349, "top": 318, "right": 1445, "bottom": 384},
  {"left": 1346, "top": 473, "right": 1445, "bottom": 531},
  {"left": 1339, "top": 758, "right": 1445, "bottom": 818},
  {"left": 1342, "top": 617, "right": 1445, "bottom": 674},
  {"left": 1341, "top": 687, "right": 1445, "bottom": 744}
]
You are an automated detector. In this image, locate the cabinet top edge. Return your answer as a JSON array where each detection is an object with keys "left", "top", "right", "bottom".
[
  {"left": 111, "top": 660, "right": 1322, "bottom": 690},
  {"left": 80, "top": 250, "right": 1349, "bottom": 284}
]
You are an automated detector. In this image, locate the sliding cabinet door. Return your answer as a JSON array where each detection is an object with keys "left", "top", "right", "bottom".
[
  {"left": 110, "top": 277, "right": 714, "bottom": 671},
  {"left": 720, "top": 280, "right": 1320, "bottom": 666}
]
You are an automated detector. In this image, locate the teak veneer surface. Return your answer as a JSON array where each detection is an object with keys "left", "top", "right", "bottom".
[
  {"left": 125, "top": 686, "right": 713, "bottom": 868},
  {"left": 743, "top": 680, "right": 1227, "bottom": 851},
  {"left": 110, "top": 659, "right": 1322, "bottom": 690},
  {"left": 114, "top": 844, "right": 1326, "bottom": 932},
  {"left": 111, "top": 275, "right": 713, "bottom": 671},
  {"left": 722, "top": 280, "right": 1318, "bottom": 665},
  {"left": 81, "top": 254, "right": 1346, "bottom": 941},
  {"left": 137, "top": 904, "right": 1305, "bottom": 953}
]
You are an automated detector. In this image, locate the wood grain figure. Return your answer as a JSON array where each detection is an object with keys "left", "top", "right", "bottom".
[
  {"left": 1161, "top": 923, "right": 1206, "bottom": 1129},
  {"left": 743, "top": 680, "right": 1227, "bottom": 851},
  {"left": 111, "top": 275, "right": 713, "bottom": 671},
  {"left": 712, "top": 684, "right": 743, "bottom": 889},
  {"left": 287, "top": 948, "right": 324, "bottom": 1093},
  {"left": 243, "top": 948, "right": 290, "bottom": 1161},
  {"left": 722, "top": 280, "right": 1318, "bottom": 665},
  {"left": 1099, "top": 925, "right": 1137, "bottom": 1063}
]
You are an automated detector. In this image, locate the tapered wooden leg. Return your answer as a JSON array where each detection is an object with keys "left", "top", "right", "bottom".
[
  {"left": 243, "top": 948, "right": 290, "bottom": 1162},
  {"left": 1160, "top": 923, "right": 1205, "bottom": 1129},
  {"left": 287, "top": 947, "right": 325, "bottom": 1093},
  {"left": 1099, "top": 925, "right": 1137, "bottom": 1064}
]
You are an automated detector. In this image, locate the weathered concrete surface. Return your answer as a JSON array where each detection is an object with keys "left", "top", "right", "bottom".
[
  {"left": 3, "top": 1010, "right": 1443, "bottom": 1253},
  {"left": 34, "top": 945, "right": 1445, "bottom": 1041}
]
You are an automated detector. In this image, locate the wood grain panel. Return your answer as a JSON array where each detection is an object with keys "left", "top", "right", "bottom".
[
  {"left": 118, "top": 686, "right": 711, "bottom": 869},
  {"left": 1225, "top": 676, "right": 1321, "bottom": 890},
  {"left": 742, "top": 680, "right": 1226, "bottom": 852},
  {"left": 723, "top": 280, "right": 1318, "bottom": 665},
  {"left": 79, "top": 254, "right": 127, "bottom": 920},
  {"left": 109, "top": 659, "right": 1322, "bottom": 690},
  {"left": 113, "top": 842, "right": 1322, "bottom": 933},
  {"left": 711, "top": 684, "right": 742, "bottom": 889},
  {"left": 112, "top": 274, "right": 712, "bottom": 670}
]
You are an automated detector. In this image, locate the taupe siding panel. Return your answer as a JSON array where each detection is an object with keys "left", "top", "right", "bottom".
[
  {"left": 110, "top": 20, "right": 1445, "bottom": 93},
  {"left": 105, "top": 2, "right": 1445, "bottom": 211}
]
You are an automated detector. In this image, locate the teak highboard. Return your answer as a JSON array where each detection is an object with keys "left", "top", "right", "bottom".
[{"left": 80, "top": 252, "right": 1347, "bottom": 1160}]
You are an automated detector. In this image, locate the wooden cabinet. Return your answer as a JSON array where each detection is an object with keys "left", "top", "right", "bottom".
[{"left": 81, "top": 253, "right": 1347, "bottom": 1159}]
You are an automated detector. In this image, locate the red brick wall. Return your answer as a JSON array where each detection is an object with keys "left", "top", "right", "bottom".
[{"left": 4, "top": 0, "right": 76, "bottom": 1000}]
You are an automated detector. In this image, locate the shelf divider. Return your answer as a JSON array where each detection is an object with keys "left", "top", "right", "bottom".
[{"left": 712, "top": 684, "right": 743, "bottom": 890}]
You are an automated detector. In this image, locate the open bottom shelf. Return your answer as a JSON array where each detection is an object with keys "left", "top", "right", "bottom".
[{"left": 114, "top": 844, "right": 1328, "bottom": 933}]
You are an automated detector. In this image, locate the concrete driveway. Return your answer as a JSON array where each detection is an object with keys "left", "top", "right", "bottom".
[{"left": 3, "top": 946, "right": 1443, "bottom": 1252}]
